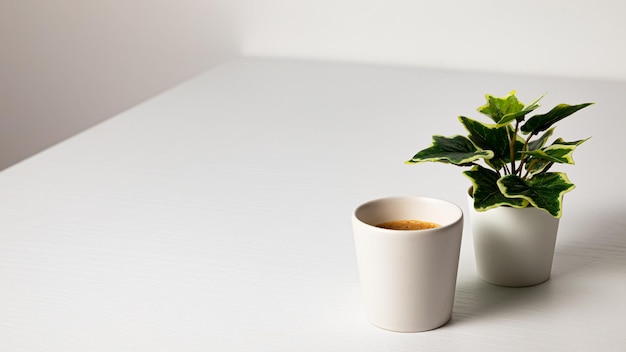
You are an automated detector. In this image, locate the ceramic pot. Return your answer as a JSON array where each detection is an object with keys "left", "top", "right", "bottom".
[
  {"left": 352, "top": 196, "right": 463, "bottom": 332},
  {"left": 467, "top": 192, "right": 560, "bottom": 287}
]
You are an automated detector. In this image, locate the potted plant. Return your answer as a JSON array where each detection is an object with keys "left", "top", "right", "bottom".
[{"left": 406, "top": 91, "right": 593, "bottom": 286}]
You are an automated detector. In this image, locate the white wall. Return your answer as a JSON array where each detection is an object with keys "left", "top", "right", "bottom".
[
  {"left": 0, "top": 0, "right": 238, "bottom": 170},
  {"left": 2, "top": 0, "right": 624, "bottom": 170},
  {"left": 238, "top": 0, "right": 626, "bottom": 80}
]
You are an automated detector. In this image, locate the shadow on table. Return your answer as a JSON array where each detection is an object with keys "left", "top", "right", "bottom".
[
  {"left": 449, "top": 278, "right": 556, "bottom": 326},
  {"left": 448, "top": 203, "right": 626, "bottom": 325},
  {"left": 551, "top": 203, "right": 626, "bottom": 278}
]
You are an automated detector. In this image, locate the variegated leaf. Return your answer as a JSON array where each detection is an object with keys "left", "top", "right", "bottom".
[
  {"left": 458, "top": 116, "right": 510, "bottom": 169},
  {"left": 406, "top": 135, "right": 494, "bottom": 165},
  {"left": 498, "top": 172, "right": 576, "bottom": 217},
  {"left": 478, "top": 91, "right": 525, "bottom": 123},
  {"left": 552, "top": 137, "right": 590, "bottom": 147},
  {"left": 526, "top": 127, "right": 555, "bottom": 151},
  {"left": 496, "top": 93, "right": 545, "bottom": 126},
  {"left": 463, "top": 165, "right": 528, "bottom": 211},
  {"left": 521, "top": 102, "right": 593, "bottom": 135},
  {"left": 522, "top": 137, "right": 589, "bottom": 164},
  {"left": 522, "top": 147, "right": 576, "bottom": 164},
  {"left": 525, "top": 159, "right": 553, "bottom": 177}
]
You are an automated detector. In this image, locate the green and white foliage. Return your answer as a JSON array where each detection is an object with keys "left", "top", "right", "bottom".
[{"left": 407, "top": 91, "right": 592, "bottom": 217}]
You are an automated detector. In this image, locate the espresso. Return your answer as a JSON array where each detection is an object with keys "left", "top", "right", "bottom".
[{"left": 375, "top": 219, "right": 440, "bottom": 230}]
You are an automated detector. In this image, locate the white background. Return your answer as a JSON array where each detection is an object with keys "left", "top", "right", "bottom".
[{"left": 2, "top": 0, "right": 625, "bottom": 169}]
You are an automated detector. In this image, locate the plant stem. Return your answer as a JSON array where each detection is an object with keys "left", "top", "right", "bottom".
[
  {"left": 515, "top": 133, "right": 535, "bottom": 175},
  {"left": 522, "top": 159, "right": 536, "bottom": 179},
  {"left": 508, "top": 123, "right": 518, "bottom": 175}
]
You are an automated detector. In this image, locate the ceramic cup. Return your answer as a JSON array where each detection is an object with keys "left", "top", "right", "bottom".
[{"left": 352, "top": 196, "right": 464, "bottom": 332}]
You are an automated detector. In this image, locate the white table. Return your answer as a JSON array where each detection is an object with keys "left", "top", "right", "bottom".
[{"left": 2, "top": 58, "right": 625, "bottom": 351}]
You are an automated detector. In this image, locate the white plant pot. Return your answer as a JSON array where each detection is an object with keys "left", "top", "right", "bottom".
[
  {"left": 352, "top": 196, "right": 464, "bottom": 332},
  {"left": 467, "top": 193, "right": 560, "bottom": 287}
]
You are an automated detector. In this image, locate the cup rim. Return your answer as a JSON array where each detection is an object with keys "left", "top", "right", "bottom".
[{"left": 353, "top": 195, "right": 463, "bottom": 233}]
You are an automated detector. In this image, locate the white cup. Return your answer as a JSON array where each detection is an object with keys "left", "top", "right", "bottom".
[{"left": 352, "top": 196, "right": 464, "bottom": 332}]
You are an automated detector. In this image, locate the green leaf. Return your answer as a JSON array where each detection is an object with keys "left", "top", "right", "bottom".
[
  {"left": 524, "top": 159, "right": 553, "bottom": 177},
  {"left": 478, "top": 91, "right": 525, "bottom": 123},
  {"left": 458, "top": 116, "right": 510, "bottom": 169},
  {"left": 552, "top": 137, "right": 590, "bottom": 147},
  {"left": 522, "top": 147, "right": 576, "bottom": 164},
  {"left": 463, "top": 165, "right": 528, "bottom": 211},
  {"left": 406, "top": 135, "right": 494, "bottom": 165},
  {"left": 498, "top": 173, "right": 576, "bottom": 217},
  {"left": 520, "top": 102, "right": 593, "bottom": 135},
  {"left": 527, "top": 128, "right": 555, "bottom": 151},
  {"left": 496, "top": 93, "right": 545, "bottom": 126},
  {"left": 522, "top": 137, "right": 589, "bottom": 164}
]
